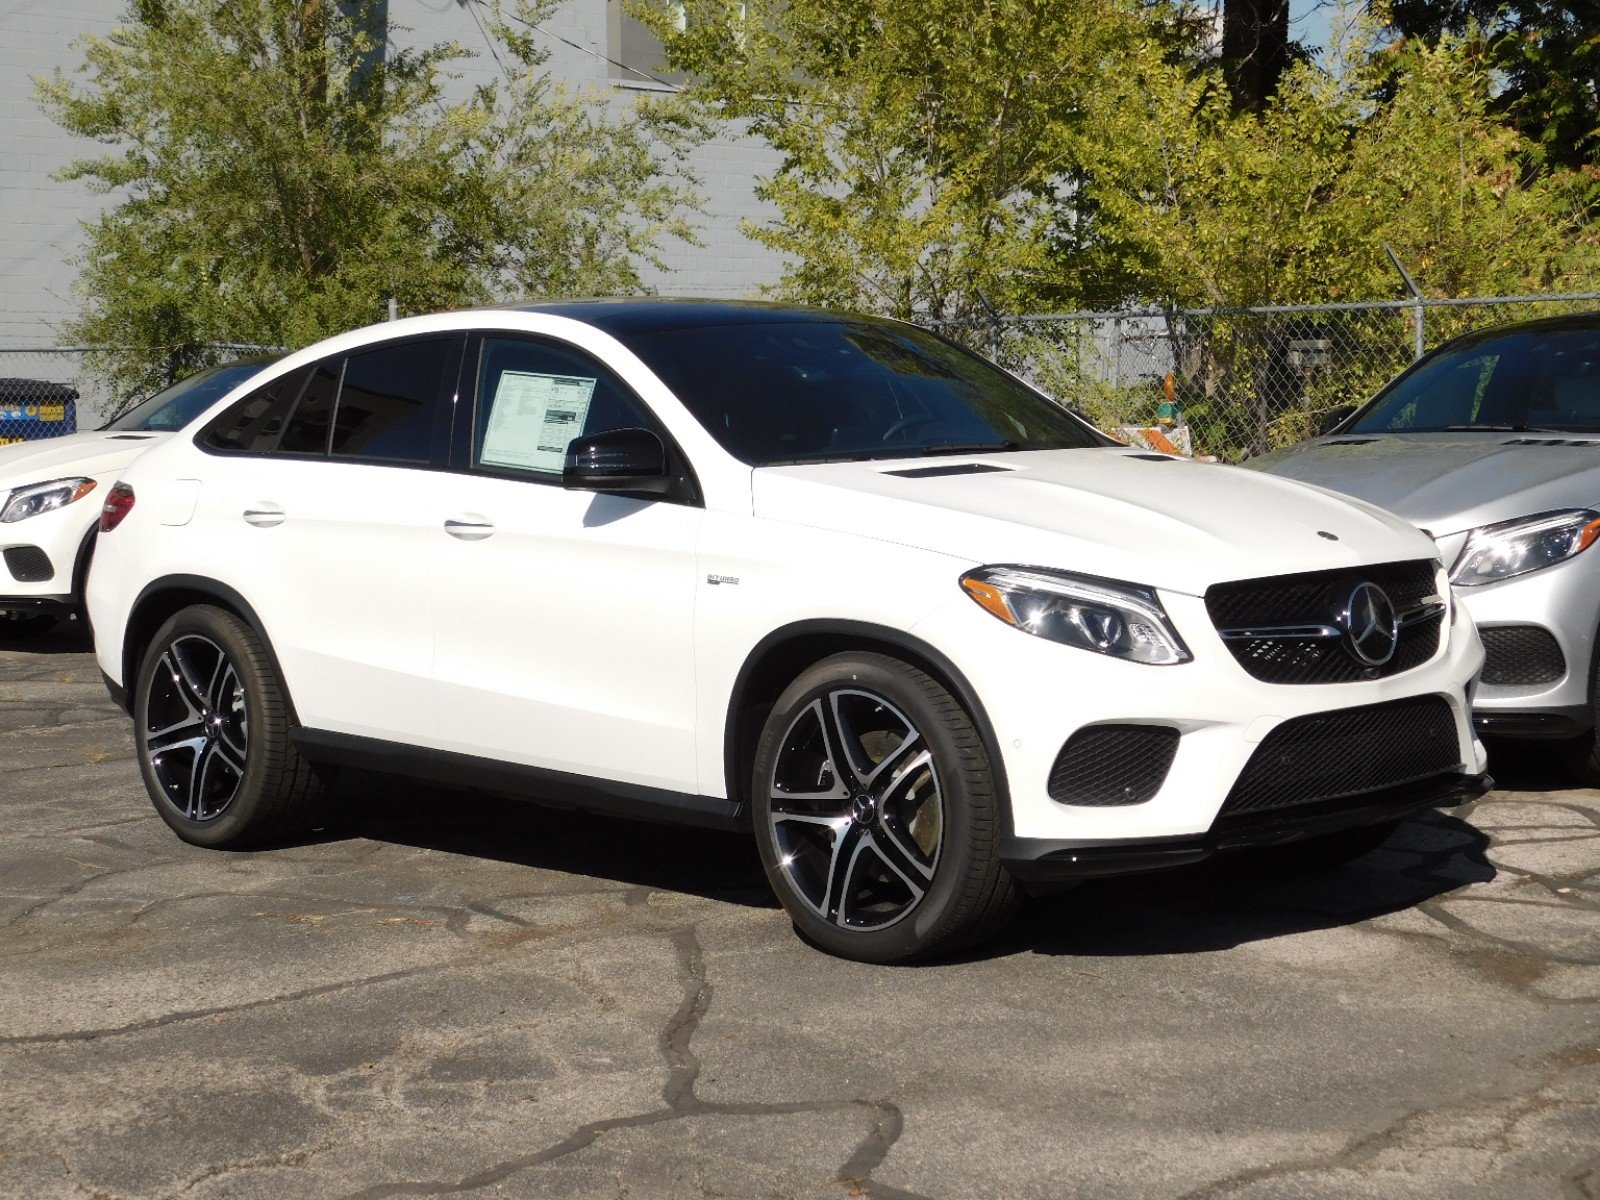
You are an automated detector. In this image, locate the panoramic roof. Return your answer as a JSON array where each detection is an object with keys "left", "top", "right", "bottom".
[{"left": 503, "top": 297, "right": 893, "bottom": 336}]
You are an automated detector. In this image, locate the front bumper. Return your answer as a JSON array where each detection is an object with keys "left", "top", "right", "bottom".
[
  {"left": 910, "top": 572, "right": 1486, "bottom": 848},
  {"left": 1001, "top": 770, "right": 1492, "bottom": 882},
  {"left": 1455, "top": 548, "right": 1600, "bottom": 736}
]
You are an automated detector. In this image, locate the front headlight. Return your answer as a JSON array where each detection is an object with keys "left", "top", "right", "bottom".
[
  {"left": 1450, "top": 509, "right": 1600, "bottom": 586},
  {"left": 0, "top": 477, "right": 97, "bottom": 524},
  {"left": 959, "top": 565, "right": 1192, "bottom": 665}
]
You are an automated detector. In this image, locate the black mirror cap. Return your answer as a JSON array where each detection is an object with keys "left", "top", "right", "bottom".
[{"left": 562, "top": 427, "right": 674, "bottom": 495}]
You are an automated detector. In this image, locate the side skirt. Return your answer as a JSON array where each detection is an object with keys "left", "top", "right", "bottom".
[{"left": 292, "top": 728, "right": 745, "bottom": 832}]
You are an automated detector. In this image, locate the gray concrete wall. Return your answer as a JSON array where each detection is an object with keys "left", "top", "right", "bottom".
[{"left": 0, "top": 0, "right": 784, "bottom": 350}]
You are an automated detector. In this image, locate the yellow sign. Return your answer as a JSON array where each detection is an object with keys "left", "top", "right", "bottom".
[{"left": 39, "top": 404, "right": 66, "bottom": 423}]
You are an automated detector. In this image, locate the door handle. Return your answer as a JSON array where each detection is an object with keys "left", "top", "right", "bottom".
[
  {"left": 242, "top": 504, "right": 285, "bottom": 528},
  {"left": 444, "top": 516, "right": 495, "bottom": 541}
]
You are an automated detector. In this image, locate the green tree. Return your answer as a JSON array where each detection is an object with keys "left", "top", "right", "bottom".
[
  {"left": 1389, "top": 1, "right": 1600, "bottom": 176},
  {"left": 634, "top": 0, "right": 1169, "bottom": 327},
  {"left": 36, "top": 0, "right": 705, "bottom": 403}
]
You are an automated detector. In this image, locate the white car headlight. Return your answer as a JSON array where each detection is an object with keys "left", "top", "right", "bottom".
[
  {"left": 960, "top": 565, "right": 1192, "bottom": 665},
  {"left": 1450, "top": 509, "right": 1600, "bottom": 587},
  {"left": 0, "top": 477, "right": 98, "bottom": 524}
]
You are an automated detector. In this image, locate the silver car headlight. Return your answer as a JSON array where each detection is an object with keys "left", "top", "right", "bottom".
[
  {"left": 1450, "top": 509, "right": 1600, "bottom": 587},
  {"left": 960, "top": 566, "right": 1192, "bottom": 665},
  {"left": 0, "top": 477, "right": 98, "bottom": 524}
]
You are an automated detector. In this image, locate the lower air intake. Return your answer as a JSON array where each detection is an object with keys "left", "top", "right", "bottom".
[
  {"left": 1220, "top": 695, "right": 1460, "bottom": 817},
  {"left": 1048, "top": 724, "right": 1179, "bottom": 807}
]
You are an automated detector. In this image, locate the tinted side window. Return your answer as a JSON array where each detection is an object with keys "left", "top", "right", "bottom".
[
  {"left": 198, "top": 366, "right": 311, "bottom": 453},
  {"left": 332, "top": 338, "right": 453, "bottom": 463},
  {"left": 280, "top": 360, "right": 342, "bottom": 455},
  {"left": 473, "top": 337, "right": 661, "bottom": 477}
]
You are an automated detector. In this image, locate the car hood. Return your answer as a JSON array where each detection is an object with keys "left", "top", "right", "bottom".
[
  {"left": 1246, "top": 432, "right": 1600, "bottom": 535},
  {"left": 753, "top": 447, "right": 1438, "bottom": 597},
  {"left": 0, "top": 430, "right": 168, "bottom": 488}
]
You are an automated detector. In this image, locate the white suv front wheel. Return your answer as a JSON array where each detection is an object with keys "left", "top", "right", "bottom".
[{"left": 752, "top": 652, "right": 1017, "bottom": 963}]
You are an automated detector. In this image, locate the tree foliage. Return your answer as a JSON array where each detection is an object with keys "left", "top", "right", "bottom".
[
  {"left": 1089, "top": 18, "right": 1600, "bottom": 309},
  {"left": 36, "top": 0, "right": 706, "bottom": 401},
  {"left": 1388, "top": 1, "right": 1600, "bottom": 175},
  {"left": 635, "top": 0, "right": 1165, "bottom": 325}
]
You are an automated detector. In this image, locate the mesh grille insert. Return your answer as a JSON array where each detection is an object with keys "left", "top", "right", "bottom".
[
  {"left": 1206, "top": 559, "right": 1442, "bottom": 684},
  {"left": 3, "top": 545, "right": 53, "bottom": 583},
  {"left": 1221, "top": 695, "right": 1460, "bottom": 817},
  {"left": 1480, "top": 626, "right": 1567, "bottom": 687},
  {"left": 1048, "top": 725, "right": 1179, "bottom": 807}
]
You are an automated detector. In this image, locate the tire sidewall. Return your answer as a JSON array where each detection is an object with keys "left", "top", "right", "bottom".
[
  {"left": 751, "top": 653, "right": 997, "bottom": 963},
  {"left": 133, "top": 604, "right": 279, "bottom": 848}
]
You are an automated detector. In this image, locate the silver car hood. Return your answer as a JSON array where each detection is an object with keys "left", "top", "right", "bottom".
[{"left": 1247, "top": 432, "right": 1600, "bottom": 536}]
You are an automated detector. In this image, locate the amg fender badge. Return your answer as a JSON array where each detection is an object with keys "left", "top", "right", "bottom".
[{"left": 706, "top": 574, "right": 740, "bottom": 586}]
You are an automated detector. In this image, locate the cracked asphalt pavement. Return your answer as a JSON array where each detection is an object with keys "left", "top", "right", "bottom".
[{"left": 2, "top": 625, "right": 1599, "bottom": 1199}]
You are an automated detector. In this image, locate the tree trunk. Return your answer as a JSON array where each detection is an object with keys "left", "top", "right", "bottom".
[{"left": 1221, "top": 0, "right": 1291, "bottom": 112}]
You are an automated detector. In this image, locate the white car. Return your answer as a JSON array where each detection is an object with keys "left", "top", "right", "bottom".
[
  {"left": 0, "top": 361, "right": 268, "bottom": 636},
  {"left": 87, "top": 302, "right": 1489, "bottom": 962}
]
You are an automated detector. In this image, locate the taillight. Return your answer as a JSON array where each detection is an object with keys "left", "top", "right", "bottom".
[{"left": 100, "top": 482, "right": 136, "bottom": 533}]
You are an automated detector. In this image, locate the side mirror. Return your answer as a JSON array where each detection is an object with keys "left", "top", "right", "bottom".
[
  {"left": 1317, "top": 404, "right": 1358, "bottom": 436},
  {"left": 562, "top": 427, "right": 674, "bottom": 496}
]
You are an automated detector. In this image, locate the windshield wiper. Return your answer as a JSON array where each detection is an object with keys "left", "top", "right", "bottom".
[
  {"left": 916, "top": 441, "right": 1026, "bottom": 457},
  {"left": 1439, "top": 424, "right": 1559, "bottom": 433}
]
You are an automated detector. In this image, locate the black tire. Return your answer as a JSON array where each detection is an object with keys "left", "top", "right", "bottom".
[
  {"left": 752, "top": 652, "right": 1017, "bottom": 963},
  {"left": 0, "top": 612, "right": 58, "bottom": 639},
  {"left": 1249, "top": 820, "right": 1401, "bottom": 875},
  {"left": 133, "top": 604, "right": 326, "bottom": 848}
]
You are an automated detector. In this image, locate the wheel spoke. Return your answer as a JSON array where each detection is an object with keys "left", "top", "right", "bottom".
[
  {"left": 865, "top": 823, "right": 934, "bottom": 890},
  {"left": 211, "top": 731, "right": 247, "bottom": 776},
  {"left": 146, "top": 715, "right": 208, "bottom": 756},
  {"left": 158, "top": 649, "right": 205, "bottom": 720},
  {"left": 166, "top": 643, "right": 212, "bottom": 712},
  {"left": 823, "top": 821, "right": 869, "bottom": 924}
]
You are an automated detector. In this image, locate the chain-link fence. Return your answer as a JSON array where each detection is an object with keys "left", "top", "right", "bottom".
[
  {"left": 932, "top": 292, "right": 1600, "bottom": 462},
  {"left": 7, "top": 297, "right": 1600, "bottom": 455},
  {"left": 0, "top": 345, "right": 281, "bottom": 443}
]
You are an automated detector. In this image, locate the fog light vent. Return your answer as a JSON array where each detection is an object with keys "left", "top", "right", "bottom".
[
  {"left": 1480, "top": 626, "right": 1565, "bottom": 687},
  {"left": 3, "top": 545, "right": 53, "bottom": 583},
  {"left": 1048, "top": 725, "right": 1179, "bottom": 807}
]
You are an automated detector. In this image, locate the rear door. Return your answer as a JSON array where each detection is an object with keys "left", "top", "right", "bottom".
[{"left": 193, "top": 335, "right": 464, "bottom": 743}]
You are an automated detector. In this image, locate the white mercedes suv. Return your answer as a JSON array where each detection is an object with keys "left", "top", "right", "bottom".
[{"left": 88, "top": 302, "right": 1489, "bottom": 962}]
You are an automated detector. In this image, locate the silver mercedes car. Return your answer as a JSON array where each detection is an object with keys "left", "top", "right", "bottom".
[{"left": 1249, "top": 314, "right": 1600, "bottom": 784}]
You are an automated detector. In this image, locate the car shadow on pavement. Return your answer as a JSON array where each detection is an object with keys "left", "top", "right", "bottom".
[
  {"left": 1480, "top": 735, "right": 1580, "bottom": 793},
  {"left": 331, "top": 770, "right": 779, "bottom": 909},
  {"left": 0, "top": 619, "right": 93, "bottom": 654},
  {"left": 326, "top": 769, "right": 1502, "bottom": 960},
  {"left": 979, "top": 809, "right": 1494, "bottom": 962}
]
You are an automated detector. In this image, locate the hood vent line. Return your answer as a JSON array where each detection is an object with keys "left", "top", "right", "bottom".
[{"left": 884, "top": 462, "right": 1013, "bottom": 479}]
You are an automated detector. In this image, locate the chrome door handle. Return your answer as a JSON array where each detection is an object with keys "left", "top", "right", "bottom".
[
  {"left": 444, "top": 516, "right": 495, "bottom": 541},
  {"left": 242, "top": 504, "right": 285, "bottom": 528}
]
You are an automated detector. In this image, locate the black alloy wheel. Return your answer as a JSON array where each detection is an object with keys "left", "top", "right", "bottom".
[
  {"left": 752, "top": 652, "right": 1016, "bottom": 963},
  {"left": 134, "top": 605, "right": 326, "bottom": 847}
]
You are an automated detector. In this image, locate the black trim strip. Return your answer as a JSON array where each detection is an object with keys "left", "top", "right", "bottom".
[
  {"left": 292, "top": 728, "right": 743, "bottom": 832},
  {"left": 1001, "top": 770, "right": 1492, "bottom": 882}
]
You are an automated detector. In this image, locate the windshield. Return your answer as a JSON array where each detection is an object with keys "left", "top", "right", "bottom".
[
  {"left": 104, "top": 361, "right": 270, "bottom": 432},
  {"left": 623, "top": 319, "right": 1108, "bottom": 465},
  {"left": 1351, "top": 327, "right": 1600, "bottom": 434}
]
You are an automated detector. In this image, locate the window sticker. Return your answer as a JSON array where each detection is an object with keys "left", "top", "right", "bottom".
[{"left": 479, "top": 370, "right": 598, "bottom": 473}]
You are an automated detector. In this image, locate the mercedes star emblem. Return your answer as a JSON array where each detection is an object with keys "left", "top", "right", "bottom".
[{"left": 1341, "top": 581, "right": 1400, "bottom": 666}]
